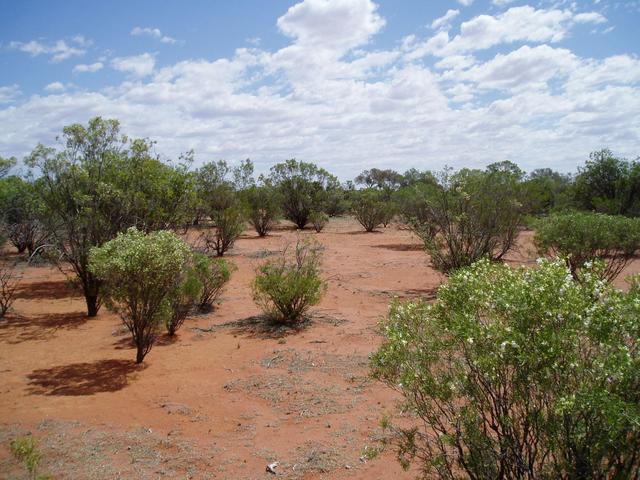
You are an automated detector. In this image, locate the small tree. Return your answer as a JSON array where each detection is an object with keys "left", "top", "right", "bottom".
[
  {"left": 352, "top": 190, "right": 386, "bottom": 232},
  {"left": 245, "top": 185, "right": 280, "bottom": 237},
  {"left": 202, "top": 207, "right": 245, "bottom": 256},
  {"left": 309, "top": 211, "right": 328, "bottom": 233},
  {"left": 192, "top": 253, "right": 233, "bottom": 312},
  {"left": 89, "top": 228, "right": 192, "bottom": 363},
  {"left": 252, "top": 239, "right": 326, "bottom": 324},
  {"left": 371, "top": 259, "right": 640, "bottom": 479},
  {"left": 268, "top": 159, "right": 338, "bottom": 229},
  {"left": 410, "top": 166, "right": 522, "bottom": 273},
  {"left": 0, "top": 263, "right": 20, "bottom": 319},
  {"left": 535, "top": 212, "right": 640, "bottom": 282}
]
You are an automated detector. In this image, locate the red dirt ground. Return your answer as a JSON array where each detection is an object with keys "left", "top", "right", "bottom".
[{"left": 1, "top": 217, "right": 639, "bottom": 479}]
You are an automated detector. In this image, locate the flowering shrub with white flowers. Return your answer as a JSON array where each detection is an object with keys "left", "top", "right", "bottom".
[
  {"left": 371, "top": 258, "right": 640, "bottom": 479},
  {"left": 89, "top": 227, "right": 195, "bottom": 363}
]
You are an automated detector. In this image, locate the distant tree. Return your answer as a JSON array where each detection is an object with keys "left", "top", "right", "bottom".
[
  {"left": 355, "top": 168, "right": 403, "bottom": 191},
  {"left": 202, "top": 207, "right": 245, "bottom": 257},
  {"left": 245, "top": 184, "right": 281, "bottom": 237},
  {"left": 0, "top": 176, "right": 48, "bottom": 255},
  {"left": 574, "top": 149, "right": 640, "bottom": 215},
  {"left": 352, "top": 189, "right": 386, "bottom": 232},
  {"left": 89, "top": 228, "right": 193, "bottom": 363},
  {"left": 268, "top": 159, "right": 338, "bottom": 229},
  {"left": 521, "top": 168, "right": 572, "bottom": 215},
  {"left": 0, "top": 156, "right": 16, "bottom": 179}
]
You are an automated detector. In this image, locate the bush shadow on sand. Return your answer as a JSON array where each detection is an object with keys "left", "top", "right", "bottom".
[{"left": 26, "top": 359, "right": 145, "bottom": 396}]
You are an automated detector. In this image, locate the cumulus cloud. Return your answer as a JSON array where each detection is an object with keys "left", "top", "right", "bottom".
[
  {"left": 0, "top": 0, "right": 637, "bottom": 178},
  {"left": 131, "top": 26, "right": 177, "bottom": 44},
  {"left": 44, "top": 82, "right": 66, "bottom": 92},
  {"left": 276, "top": 0, "right": 385, "bottom": 52},
  {"left": 73, "top": 62, "right": 104, "bottom": 73},
  {"left": 111, "top": 53, "right": 155, "bottom": 77},
  {"left": 406, "top": 5, "right": 608, "bottom": 59},
  {"left": 9, "top": 36, "right": 88, "bottom": 62},
  {"left": 431, "top": 9, "right": 460, "bottom": 31}
]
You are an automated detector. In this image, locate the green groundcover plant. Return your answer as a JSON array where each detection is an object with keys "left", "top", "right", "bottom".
[{"left": 371, "top": 258, "right": 640, "bottom": 479}]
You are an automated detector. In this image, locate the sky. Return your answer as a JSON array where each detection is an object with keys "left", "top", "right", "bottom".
[{"left": 1, "top": 0, "right": 639, "bottom": 179}]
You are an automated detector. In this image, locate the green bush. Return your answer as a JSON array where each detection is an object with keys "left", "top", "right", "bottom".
[
  {"left": 309, "top": 211, "right": 328, "bottom": 233},
  {"left": 89, "top": 228, "right": 194, "bottom": 363},
  {"left": 203, "top": 207, "right": 245, "bottom": 256},
  {"left": 166, "top": 267, "right": 201, "bottom": 336},
  {"left": 245, "top": 185, "right": 280, "bottom": 237},
  {"left": 352, "top": 190, "right": 386, "bottom": 232},
  {"left": 371, "top": 258, "right": 640, "bottom": 479},
  {"left": 192, "top": 253, "right": 233, "bottom": 312},
  {"left": 252, "top": 239, "right": 326, "bottom": 324},
  {"left": 535, "top": 212, "right": 640, "bottom": 282},
  {"left": 410, "top": 166, "right": 522, "bottom": 273}
]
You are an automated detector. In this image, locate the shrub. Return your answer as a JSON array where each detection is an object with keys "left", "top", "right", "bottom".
[
  {"left": 252, "top": 239, "right": 326, "bottom": 324},
  {"left": 309, "top": 211, "right": 328, "bottom": 233},
  {"left": 535, "top": 212, "right": 640, "bottom": 282},
  {"left": 371, "top": 259, "right": 640, "bottom": 479},
  {"left": 203, "top": 207, "right": 245, "bottom": 256},
  {"left": 352, "top": 190, "right": 386, "bottom": 232},
  {"left": 0, "top": 263, "right": 20, "bottom": 319},
  {"left": 192, "top": 253, "right": 233, "bottom": 312},
  {"left": 380, "top": 202, "right": 396, "bottom": 227},
  {"left": 245, "top": 185, "right": 280, "bottom": 237},
  {"left": 166, "top": 267, "right": 201, "bottom": 336},
  {"left": 89, "top": 228, "right": 193, "bottom": 363},
  {"left": 410, "top": 167, "right": 522, "bottom": 273}
]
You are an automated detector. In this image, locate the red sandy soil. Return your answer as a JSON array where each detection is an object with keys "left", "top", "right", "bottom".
[{"left": 1, "top": 217, "right": 639, "bottom": 479}]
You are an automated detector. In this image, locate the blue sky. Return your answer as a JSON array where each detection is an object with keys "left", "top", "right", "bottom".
[{"left": 1, "top": 0, "right": 639, "bottom": 179}]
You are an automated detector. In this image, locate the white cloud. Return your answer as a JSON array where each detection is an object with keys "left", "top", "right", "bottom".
[
  {"left": 276, "top": 0, "right": 385, "bottom": 52},
  {"left": 111, "top": 53, "right": 155, "bottom": 78},
  {"left": 431, "top": 9, "right": 460, "bottom": 30},
  {"left": 73, "top": 62, "right": 104, "bottom": 73},
  {"left": 0, "top": 85, "right": 21, "bottom": 104},
  {"left": 0, "top": 0, "right": 637, "bottom": 178},
  {"left": 406, "top": 5, "right": 609, "bottom": 59},
  {"left": 457, "top": 0, "right": 474, "bottom": 6},
  {"left": 574, "top": 12, "right": 607, "bottom": 24},
  {"left": 9, "top": 36, "right": 88, "bottom": 62},
  {"left": 44, "top": 82, "right": 66, "bottom": 92},
  {"left": 131, "top": 26, "right": 177, "bottom": 44},
  {"left": 457, "top": 45, "right": 576, "bottom": 90},
  {"left": 492, "top": 0, "right": 515, "bottom": 6}
]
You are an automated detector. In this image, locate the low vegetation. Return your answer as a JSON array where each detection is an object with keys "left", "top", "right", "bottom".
[
  {"left": 372, "top": 259, "right": 640, "bottom": 479},
  {"left": 192, "top": 253, "right": 233, "bottom": 313},
  {"left": 252, "top": 239, "right": 326, "bottom": 324},
  {"left": 309, "top": 211, "right": 328, "bottom": 233},
  {"left": 10, "top": 435, "right": 51, "bottom": 480},
  {"left": 535, "top": 212, "right": 640, "bottom": 282}
]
